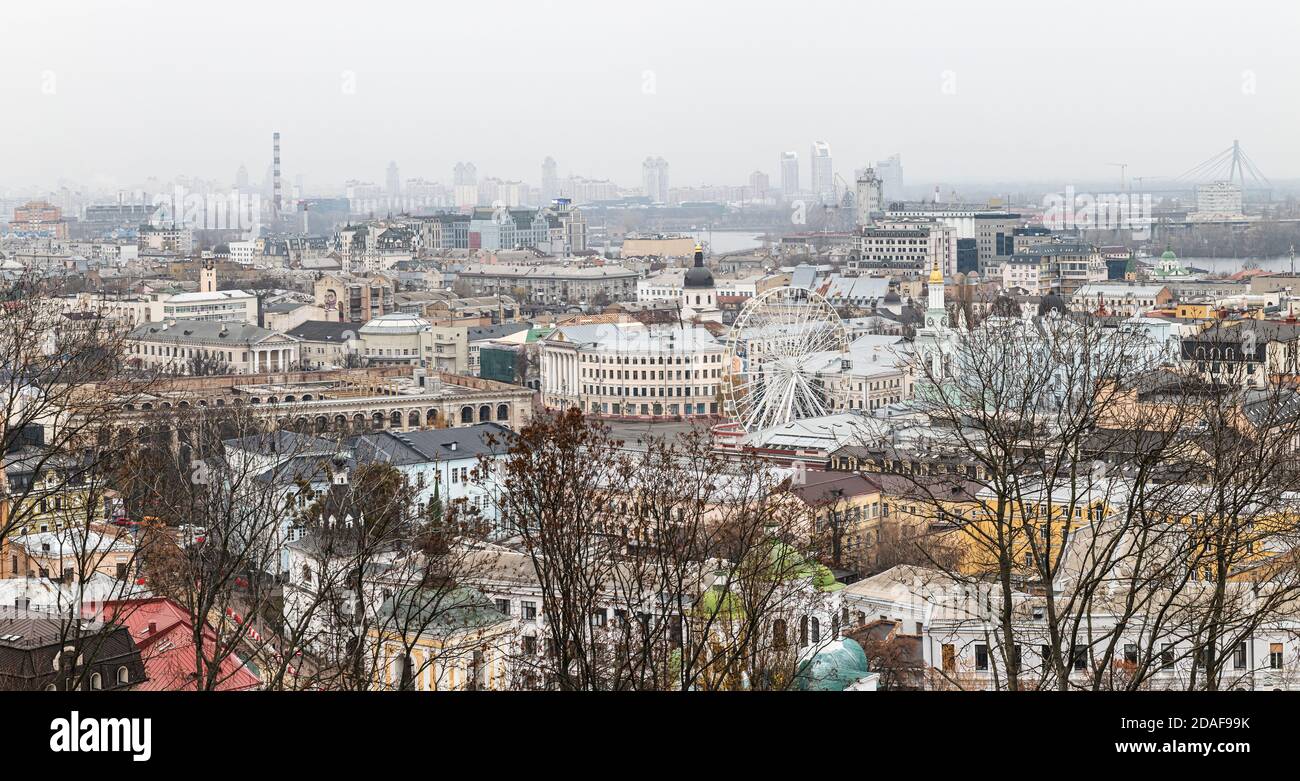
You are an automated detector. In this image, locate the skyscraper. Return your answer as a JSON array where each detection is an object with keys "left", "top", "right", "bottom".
[
  {"left": 541, "top": 156, "right": 559, "bottom": 204},
  {"left": 876, "top": 154, "right": 904, "bottom": 203},
  {"left": 454, "top": 162, "right": 477, "bottom": 186},
  {"left": 272, "top": 131, "right": 282, "bottom": 220},
  {"left": 641, "top": 156, "right": 670, "bottom": 204},
  {"left": 386, "top": 161, "right": 400, "bottom": 200},
  {"left": 810, "top": 141, "right": 833, "bottom": 204},
  {"left": 453, "top": 162, "right": 478, "bottom": 207},
  {"left": 748, "top": 170, "right": 770, "bottom": 200},
  {"left": 780, "top": 151, "right": 799, "bottom": 197}
]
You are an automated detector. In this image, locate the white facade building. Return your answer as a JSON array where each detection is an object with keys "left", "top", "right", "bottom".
[
  {"left": 539, "top": 321, "right": 727, "bottom": 419},
  {"left": 1194, "top": 181, "right": 1245, "bottom": 218}
]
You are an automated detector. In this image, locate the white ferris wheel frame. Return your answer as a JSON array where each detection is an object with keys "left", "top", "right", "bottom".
[{"left": 723, "top": 285, "right": 850, "bottom": 433}]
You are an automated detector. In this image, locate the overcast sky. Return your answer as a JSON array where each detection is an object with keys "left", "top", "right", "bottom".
[{"left": 2, "top": 0, "right": 1297, "bottom": 193}]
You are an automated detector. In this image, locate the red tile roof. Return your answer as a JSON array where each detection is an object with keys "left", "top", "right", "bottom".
[{"left": 90, "top": 597, "right": 261, "bottom": 691}]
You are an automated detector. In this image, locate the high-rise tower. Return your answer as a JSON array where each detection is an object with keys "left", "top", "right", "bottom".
[{"left": 272, "top": 131, "right": 282, "bottom": 221}]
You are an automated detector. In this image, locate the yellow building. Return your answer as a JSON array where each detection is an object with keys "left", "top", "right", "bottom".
[
  {"left": 790, "top": 471, "right": 883, "bottom": 567},
  {"left": 370, "top": 587, "right": 514, "bottom": 691},
  {"left": 2, "top": 451, "right": 121, "bottom": 540},
  {"left": 1176, "top": 303, "right": 1214, "bottom": 320}
]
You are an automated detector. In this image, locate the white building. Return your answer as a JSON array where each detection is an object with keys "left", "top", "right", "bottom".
[
  {"left": 126, "top": 319, "right": 301, "bottom": 374},
  {"left": 352, "top": 424, "right": 512, "bottom": 536},
  {"left": 884, "top": 206, "right": 1020, "bottom": 274},
  {"left": 151, "top": 289, "right": 258, "bottom": 324},
  {"left": 852, "top": 219, "right": 958, "bottom": 279},
  {"left": 539, "top": 320, "right": 727, "bottom": 419},
  {"left": 1071, "top": 283, "right": 1171, "bottom": 316},
  {"left": 149, "top": 262, "right": 258, "bottom": 324},
  {"left": 1194, "top": 181, "right": 1245, "bottom": 218}
]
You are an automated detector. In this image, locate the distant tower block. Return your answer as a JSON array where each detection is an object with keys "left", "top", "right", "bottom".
[
  {"left": 855, "top": 168, "right": 883, "bottom": 227},
  {"left": 272, "top": 131, "right": 282, "bottom": 220}
]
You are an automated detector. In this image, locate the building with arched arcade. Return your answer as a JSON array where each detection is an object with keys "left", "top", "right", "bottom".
[{"left": 65, "top": 366, "right": 534, "bottom": 445}]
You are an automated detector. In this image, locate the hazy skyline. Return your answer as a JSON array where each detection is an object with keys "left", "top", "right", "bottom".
[{"left": 3, "top": 0, "right": 1298, "bottom": 192}]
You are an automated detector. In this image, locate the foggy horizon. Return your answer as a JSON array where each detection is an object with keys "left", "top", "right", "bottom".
[{"left": 3, "top": 0, "right": 1298, "bottom": 194}]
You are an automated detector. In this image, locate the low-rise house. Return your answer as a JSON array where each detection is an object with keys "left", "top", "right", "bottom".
[
  {"left": 370, "top": 587, "right": 513, "bottom": 691},
  {"left": 351, "top": 423, "right": 512, "bottom": 536},
  {"left": 95, "top": 597, "right": 262, "bottom": 691},
  {"left": 1072, "top": 282, "right": 1173, "bottom": 316},
  {"left": 286, "top": 319, "right": 363, "bottom": 369},
  {"left": 0, "top": 607, "right": 145, "bottom": 691},
  {"left": 3, "top": 527, "right": 135, "bottom": 583}
]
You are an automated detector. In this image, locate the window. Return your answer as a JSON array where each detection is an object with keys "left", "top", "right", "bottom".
[
  {"left": 1270, "top": 643, "right": 1283, "bottom": 669},
  {"left": 810, "top": 617, "right": 821, "bottom": 644},
  {"left": 1161, "top": 643, "right": 1175, "bottom": 669},
  {"left": 494, "top": 598, "right": 510, "bottom": 616},
  {"left": 521, "top": 636, "right": 537, "bottom": 655},
  {"left": 521, "top": 601, "right": 537, "bottom": 621},
  {"left": 1123, "top": 644, "right": 1138, "bottom": 664},
  {"left": 1233, "top": 641, "right": 1247, "bottom": 670},
  {"left": 1071, "top": 644, "right": 1087, "bottom": 671},
  {"left": 469, "top": 650, "right": 486, "bottom": 691},
  {"left": 975, "top": 644, "right": 989, "bottom": 671},
  {"left": 117, "top": 666, "right": 130, "bottom": 685},
  {"left": 90, "top": 672, "right": 102, "bottom": 690}
]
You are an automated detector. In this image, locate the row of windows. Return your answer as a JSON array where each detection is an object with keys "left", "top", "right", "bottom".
[
  {"left": 582, "top": 385, "right": 715, "bottom": 398},
  {"left": 589, "top": 401, "right": 716, "bottom": 416},
  {"left": 585, "top": 368, "right": 721, "bottom": 380},
  {"left": 44, "top": 666, "right": 131, "bottom": 690},
  {"left": 580, "top": 353, "right": 722, "bottom": 365},
  {"left": 955, "top": 640, "right": 1283, "bottom": 673}
]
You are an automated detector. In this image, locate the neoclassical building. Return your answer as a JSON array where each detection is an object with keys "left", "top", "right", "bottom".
[
  {"left": 72, "top": 367, "right": 535, "bottom": 443},
  {"left": 539, "top": 320, "right": 726, "bottom": 419},
  {"left": 126, "top": 320, "right": 301, "bottom": 375}
]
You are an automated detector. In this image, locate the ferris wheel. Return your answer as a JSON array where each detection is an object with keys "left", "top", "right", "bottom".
[{"left": 724, "top": 286, "right": 850, "bottom": 432}]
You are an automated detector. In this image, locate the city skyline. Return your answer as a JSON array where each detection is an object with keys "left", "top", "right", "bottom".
[{"left": 2, "top": 0, "right": 1298, "bottom": 191}]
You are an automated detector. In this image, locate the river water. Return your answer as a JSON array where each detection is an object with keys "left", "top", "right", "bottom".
[
  {"left": 690, "top": 230, "right": 771, "bottom": 254},
  {"left": 1180, "top": 256, "right": 1295, "bottom": 274}
]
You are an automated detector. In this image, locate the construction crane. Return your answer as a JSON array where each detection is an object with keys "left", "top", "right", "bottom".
[
  {"left": 1131, "top": 175, "right": 1165, "bottom": 192},
  {"left": 832, "top": 172, "right": 853, "bottom": 206},
  {"left": 1106, "top": 163, "right": 1128, "bottom": 191}
]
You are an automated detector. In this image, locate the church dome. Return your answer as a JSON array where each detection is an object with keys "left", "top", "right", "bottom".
[
  {"left": 795, "top": 638, "right": 871, "bottom": 691},
  {"left": 683, "top": 244, "right": 714, "bottom": 289},
  {"left": 359, "top": 312, "right": 430, "bottom": 335}
]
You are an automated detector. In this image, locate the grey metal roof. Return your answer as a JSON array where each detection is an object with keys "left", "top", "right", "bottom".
[
  {"left": 286, "top": 320, "right": 362, "bottom": 342},
  {"left": 128, "top": 320, "right": 288, "bottom": 346},
  {"left": 467, "top": 323, "right": 530, "bottom": 342},
  {"left": 351, "top": 423, "right": 512, "bottom": 466}
]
